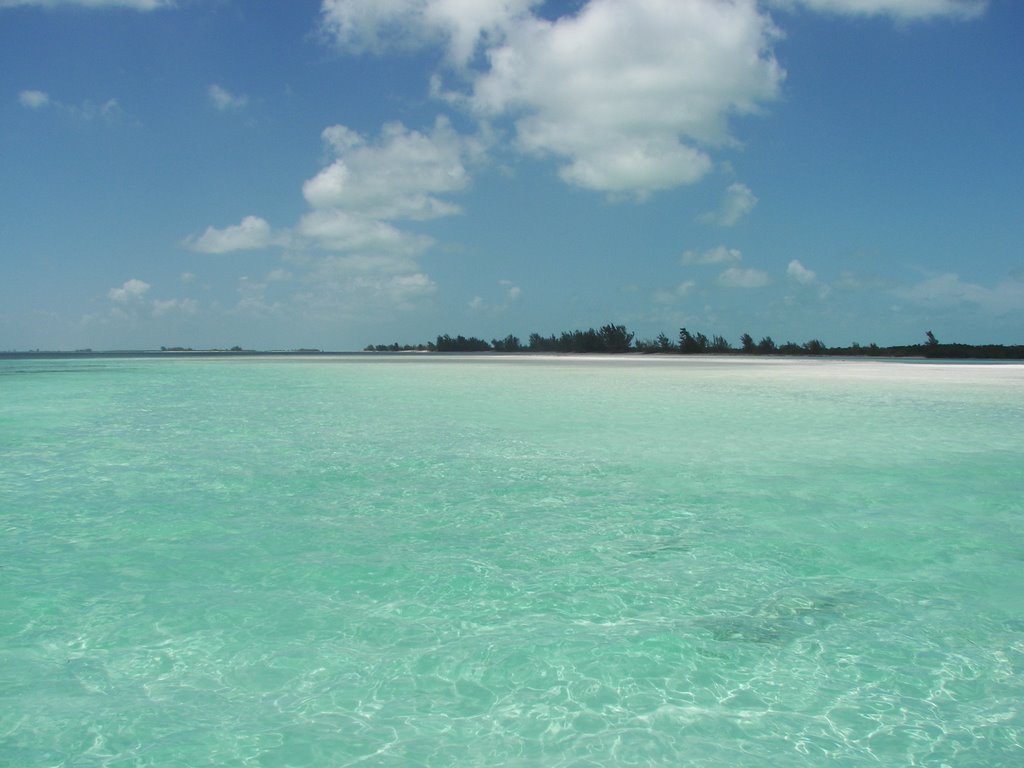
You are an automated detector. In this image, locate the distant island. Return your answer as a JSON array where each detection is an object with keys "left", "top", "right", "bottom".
[
  {"left": 5, "top": 329, "right": 1022, "bottom": 360},
  {"left": 366, "top": 325, "right": 1024, "bottom": 359}
]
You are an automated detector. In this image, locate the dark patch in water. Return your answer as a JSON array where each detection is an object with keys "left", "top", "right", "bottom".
[
  {"left": 699, "top": 594, "right": 847, "bottom": 645},
  {"left": 629, "top": 542, "right": 693, "bottom": 559}
]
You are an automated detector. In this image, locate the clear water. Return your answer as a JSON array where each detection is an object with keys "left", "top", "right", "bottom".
[{"left": 2, "top": 355, "right": 1022, "bottom": 767}]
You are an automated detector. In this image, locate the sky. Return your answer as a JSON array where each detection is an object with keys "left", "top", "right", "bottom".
[{"left": 2, "top": 0, "right": 1022, "bottom": 351}]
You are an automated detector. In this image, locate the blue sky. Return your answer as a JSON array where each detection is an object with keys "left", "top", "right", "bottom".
[{"left": 2, "top": 0, "right": 1021, "bottom": 351}]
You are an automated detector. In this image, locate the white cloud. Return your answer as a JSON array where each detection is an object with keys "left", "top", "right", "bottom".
[
  {"left": 182, "top": 117, "right": 474, "bottom": 323},
  {"left": 769, "top": 0, "right": 987, "bottom": 20},
  {"left": 681, "top": 245, "right": 742, "bottom": 266},
  {"left": 468, "top": 0, "right": 784, "bottom": 195},
  {"left": 291, "top": 118, "right": 474, "bottom": 306},
  {"left": 0, "top": 0, "right": 171, "bottom": 8},
  {"left": 718, "top": 266, "right": 770, "bottom": 288},
  {"left": 699, "top": 182, "right": 758, "bottom": 226},
  {"left": 320, "top": 0, "right": 540, "bottom": 64},
  {"left": 108, "top": 278, "right": 151, "bottom": 302},
  {"left": 187, "top": 120, "right": 469, "bottom": 261},
  {"left": 17, "top": 90, "right": 120, "bottom": 119},
  {"left": 897, "top": 273, "right": 1024, "bottom": 314},
  {"left": 303, "top": 117, "right": 470, "bottom": 220},
  {"left": 499, "top": 279, "right": 521, "bottom": 301},
  {"left": 208, "top": 84, "right": 248, "bottom": 111},
  {"left": 322, "top": 0, "right": 784, "bottom": 197},
  {"left": 18, "top": 90, "right": 50, "bottom": 109},
  {"left": 151, "top": 297, "right": 198, "bottom": 317},
  {"left": 297, "top": 210, "right": 432, "bottom": 256},
  {"left": 186, "top": 216, "right": 275, "bottom": 254},
  {"left": 295, "top": 255, "right": 437, "bottom": 317},
  {"left": 787, "top": 259, "right": 817, "bottom": 284}
]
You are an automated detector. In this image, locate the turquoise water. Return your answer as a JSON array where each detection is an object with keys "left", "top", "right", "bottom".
[{"left": 2, "top": 355, "right": 1022, "bottom": 766}]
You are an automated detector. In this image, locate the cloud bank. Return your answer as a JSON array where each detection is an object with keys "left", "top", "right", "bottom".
[{"left": 181, "top": 0, "right": 991, "bottom": 338}]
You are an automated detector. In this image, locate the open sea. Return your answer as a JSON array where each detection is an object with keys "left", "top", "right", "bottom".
[{"left": 2, "top": 354, "right": 1022, "bottom": 767}]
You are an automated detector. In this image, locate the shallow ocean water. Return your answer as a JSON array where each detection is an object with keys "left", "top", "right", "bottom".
[{"left": 1, "top": 355, "right": 1022, "bottom": 766}]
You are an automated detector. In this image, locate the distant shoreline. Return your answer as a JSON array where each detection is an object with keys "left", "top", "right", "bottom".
[
  {"left": 4, "top": 348, "right": 1024, "bottom": 363},
  {"left": 366, "top": 325, "right": 1024, "bottom": 360}
]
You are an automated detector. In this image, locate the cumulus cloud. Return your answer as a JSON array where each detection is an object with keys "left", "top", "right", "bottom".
[
  {"left": 292, "top": 117, "right": 475, "bottom": 306},
  {"left": 787, "top": 259, "right": 817, "bottom": 284},
  {"left": 897, "top": 273, "right": 1024, "bottom": 314},
  {"left": 0, "top": 0, "right": 171, "bottom": 8},
  {"left": 699, "top": 182, "right": 758, "bottom": 226},
  {"left": 188, "top": 119, "right": 472, "bottom": 259},
  {"left": 183, "top": 117, "right": 473, "bottom": 321},
  {"left": 186, "top": 216, "right": 275, "bottom": 254},
  {"left": 297, "top": 210, "right": 432, "bottom": 256},
  {"left": 208, "top": 84, "right": 248, "bottom": 111},
  {"left": 320, "top": 0, "right": 541, "bottom": 64},
  {"left": 769, "top": 0, "right": 987, "bottom": 20},
  {"left": 718, "top": 266, "right": 770, "bottom": 289},
  {"left": 321, "top": 0, "right": 784, "bottom": 197},
  {"left": 470, "top": 0, "right": 783, "bottom": 195},
  {"left": 681, "top": 245, "right": 743, "bottom": 266},
  {"left": 18, "top": 90, "right": 50, "bottom": 108},
  {"left": 108, "top": 278, "right": 151, "bottom": 302},
  {"left": 303, "top": 117, "right": 470, "bottom": 220}
]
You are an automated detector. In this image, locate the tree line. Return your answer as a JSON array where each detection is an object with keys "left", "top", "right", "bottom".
[{"left": 365, "top": 326, "right": 1024, "bottom": 359}]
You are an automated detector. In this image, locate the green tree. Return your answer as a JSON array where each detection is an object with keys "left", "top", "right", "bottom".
[
  {"left": 436, "top": 334, "right": 491, "bottom": 352},
  {"left": 710, "top": 335, "right": 732, "bottom": 352},
  {"left": 491, "top": 334, "right": 523, "bottom": 352},
  {"left": 679, "top": 327, "right": 707, "bottom": 354},
  {"left": 599, "top": 323, "right": 634, "bottom": 353}
]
